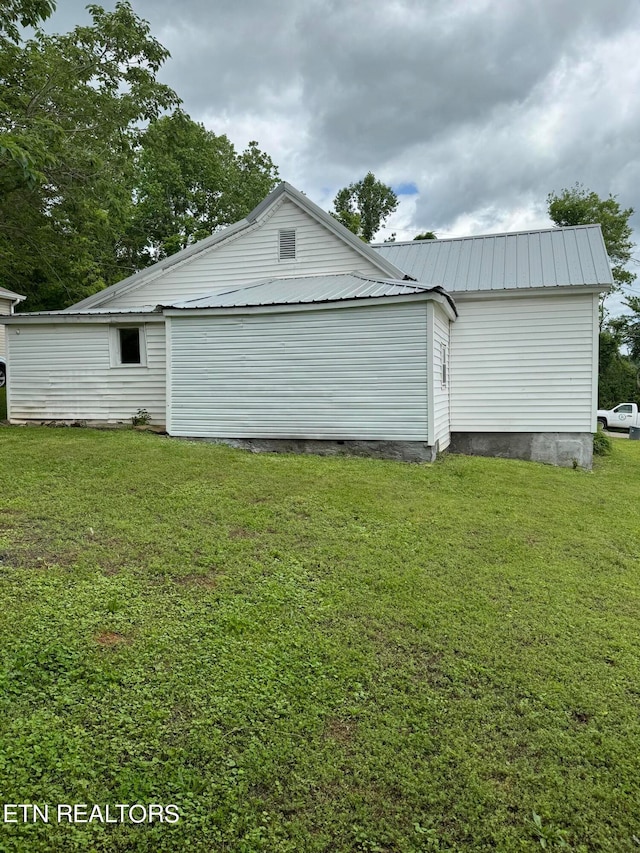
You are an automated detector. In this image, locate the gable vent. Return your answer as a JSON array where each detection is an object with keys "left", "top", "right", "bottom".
[{"left": 278, "top": 228, "right": 296, "bottom": 260}]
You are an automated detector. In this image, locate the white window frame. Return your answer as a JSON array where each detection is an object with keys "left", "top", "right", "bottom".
[
  {"left": 109, "top": 325, "right": 148, "bottom": 368},
  {"left": 441, "top": 342, "right": 448, "bottom": 387}
]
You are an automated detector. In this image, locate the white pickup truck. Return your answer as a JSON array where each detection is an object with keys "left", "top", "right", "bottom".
[{"left": 597, "top": 403, "right": 640, "bottom": 430}]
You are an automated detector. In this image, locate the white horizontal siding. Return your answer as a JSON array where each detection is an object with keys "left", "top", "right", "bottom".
[
  {"left": 0, "top": 297, "right": 11, "bottom": 358},
  {"left": 7, "top": 322, "right": 166, "bottom": 424},
  {"left": 450, "top": 293, "right": 596, "bottom": 432},
  {"left": 432, "top": 304, "right": 451, "bottom": 450},
  {"left": 109, "top": 199, "right": 384, "bottom": 309},
  {"left": 169, "top": 303, "right": 429, "bottom": 441}
]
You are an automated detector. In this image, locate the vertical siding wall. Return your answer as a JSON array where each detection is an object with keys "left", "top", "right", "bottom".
[
  {"left": 168, "top": 303, "right": 430, "bottom": 441},
  {"left": 108, "top": 199, "right": 385, "bottom": 309},
  {"left": 450, "top": 292, "right": 597, "bottom": 432},
  {"left": 7, "top": 322, "right": 166, "bottom": 424},
  {"left": 432, "top": 304, "right": 451, "bottom": 450}
]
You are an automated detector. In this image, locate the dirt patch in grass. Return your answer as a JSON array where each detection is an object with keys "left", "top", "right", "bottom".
[
  {"left": 325, "top": 717, "right": 357, "bottom": 744},
  {"left": 0, "top": 548, "right": 81, "bottom": 570},
  {"left": 228, "top": 526, "right": 258, "bottom": 539},
  {"left": 94, "top": 631, "right": 129, "bottom": 647},
  {"left": 173, "top": 573, "right": 219, "bottom": 589},
  {"left": 571, "top": 710, "right": 592, "bottom": 725}
]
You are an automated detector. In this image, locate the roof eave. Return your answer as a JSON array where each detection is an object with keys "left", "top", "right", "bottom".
[
  {"left": 0, "top": 288, "right": 26, "bottom": 304},
  {"left": 451, "top": 283, "right": 610, "bottom": 300},
  {"left": 0, "top": 310, "right": 163, "bottom": 325},
  {"left": 67, "top": 219, "right": 252, "bottom": 311}
]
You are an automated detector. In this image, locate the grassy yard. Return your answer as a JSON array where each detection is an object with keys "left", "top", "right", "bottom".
[{"left": 0, "top": 428, "right": 639, "bottom": 852}]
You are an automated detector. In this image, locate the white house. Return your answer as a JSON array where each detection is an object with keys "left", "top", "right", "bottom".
[
  {"left": 0, "top": 182, "right": 612, "bottom": 467},
  {"left": 0, "top": 286, "right": 25, "bottom": 388}
]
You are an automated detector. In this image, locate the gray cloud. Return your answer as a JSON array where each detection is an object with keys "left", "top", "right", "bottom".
[{"left": 44, "top": 0, "right": 640, "bottom": 308}]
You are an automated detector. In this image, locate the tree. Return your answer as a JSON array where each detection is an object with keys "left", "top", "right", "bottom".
[
  {"left": 547, "top": 183, "right": 635, "bottom": 293},
  {"left": 414, "top": 231, "right": 437, "bottom": 240},
  {"left": 127, "top": 112, "right": 279, "bottom": 265},
  {"left": 0, "top": 5, "right": 281, "bottom": 309},
  {"left": 0, "top": 0, "right": 56, "bottom": 185},
  {"left": 331, "top": 172, "right": 398, "bottom": 243},
  {"left": 0, "top": 0, "right": 56, "bottom": 43},
  {"left": 597, "top": 329, "right": 639, "bottom": 408},
  {"left": 0, "top": 2, "right": 179, "bottom": 309},
  {"left": 608, "top": 295, "right": 640, "bottom": 364}
]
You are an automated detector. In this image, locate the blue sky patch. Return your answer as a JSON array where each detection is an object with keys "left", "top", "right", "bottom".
[{"left": 393, "top": 182, "right": 419, "bottom": 196}]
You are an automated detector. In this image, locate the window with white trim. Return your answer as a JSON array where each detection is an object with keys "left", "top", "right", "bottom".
[
  {"left": 110, "top": 326, "right": 147, "bottom": 367},
  {"left": 278, "top": 228, "right": 296, "bottom": 260},
  {"left": 441, "top": 343, "right": 448, "bottom": 387}
]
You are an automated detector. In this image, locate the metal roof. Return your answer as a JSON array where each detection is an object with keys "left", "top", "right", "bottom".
[
  {"left": 2, "top": 306, "right": 158, "bottom": 318},
  {"left": 165, "top": 273, "right": 457, "bottom": 314},
  {"left": 372, "top": 224, "right": 613, "bottom": 292}
]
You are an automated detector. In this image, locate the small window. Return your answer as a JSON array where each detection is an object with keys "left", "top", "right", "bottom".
[
  {"left": 119, "top": 328, "right": 141, "bottom": 364},
  {"left": 110, "top": 326, "right": 147, "bottom": 368},
  {"left": 614, "top": 404, "right": 632, "bottom": 413},
  {"left": 441, "top": 343, "right": 448, "bottom": 386},
  {"left": 278, "top": 228, "right": 296, "bottom": 260}
]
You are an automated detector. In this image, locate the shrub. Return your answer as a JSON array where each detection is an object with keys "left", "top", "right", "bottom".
[
  {"left": 593, "top": 427, "right": 613, "bottom": 456},
  {"left": 131, "top": 408, "right": 151, "bottom": 427}
]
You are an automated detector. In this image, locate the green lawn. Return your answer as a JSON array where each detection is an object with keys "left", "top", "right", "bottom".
[{"left": 0, "top": 428, "right": 639, "bottom": 852}]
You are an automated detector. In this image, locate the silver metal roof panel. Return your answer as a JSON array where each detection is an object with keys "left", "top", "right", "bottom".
[
  {"left": 372, "top": 224, "right": 613, "bottom": 292},
  {"left": 164, "top": 273, "right": 456, "bottom": 313}
]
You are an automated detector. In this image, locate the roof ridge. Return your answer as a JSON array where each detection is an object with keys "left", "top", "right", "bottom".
[{"left": 372, "top": 223, "right": 603, "bottom": 248}]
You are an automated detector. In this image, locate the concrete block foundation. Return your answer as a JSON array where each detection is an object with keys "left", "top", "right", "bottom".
[
  {"left": 449, "top": 432, "right": 593, "bottom": 469},
  {"left": 180, "top": 436, "right": 438, "bottom": 463}
]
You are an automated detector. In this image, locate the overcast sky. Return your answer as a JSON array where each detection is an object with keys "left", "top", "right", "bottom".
[{"left": 45, "top": 0, "right": 640, "bottom": 309}]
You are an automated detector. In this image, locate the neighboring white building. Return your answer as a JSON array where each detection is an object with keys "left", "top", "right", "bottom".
[
  {"left": 0, "top": 287, "right": 26, "bottom": 356},
  {"left": 0, "top": 183, "right": 612, "bottom": 467},
  {"left": 0, "top": 287, "right": 25, "bottom": 388}
]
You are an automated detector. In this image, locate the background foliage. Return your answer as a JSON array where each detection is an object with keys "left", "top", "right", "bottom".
[
  {"left": 0, "top": 2, "right": 279, "bottom": 311},
  {"left": 547, "top": 184, "right": 639, "bottom": 408},
  {"left": 331, "top": 172, "right": 398, "bottom": 243}
]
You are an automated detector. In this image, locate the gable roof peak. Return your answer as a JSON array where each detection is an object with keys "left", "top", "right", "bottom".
[
  {"left": 245, "top": 181, "right": 406, "bottom": 278},
  {"left": 67, "top": 181, "right": 405, "bottom": 311}
]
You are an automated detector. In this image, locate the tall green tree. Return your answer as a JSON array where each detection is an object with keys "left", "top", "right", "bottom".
[
  {"left": 331, "top": 172, "right": 398, "bottom": 243},
  {"left": 0, "top": 2, "right": 179, "bottom": 309},
  {"left": 127, "top": 112, "right": 279, "bottom": 265},
  {"left": 547, "top": 183, "right": 635, "bottom": 292}
]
